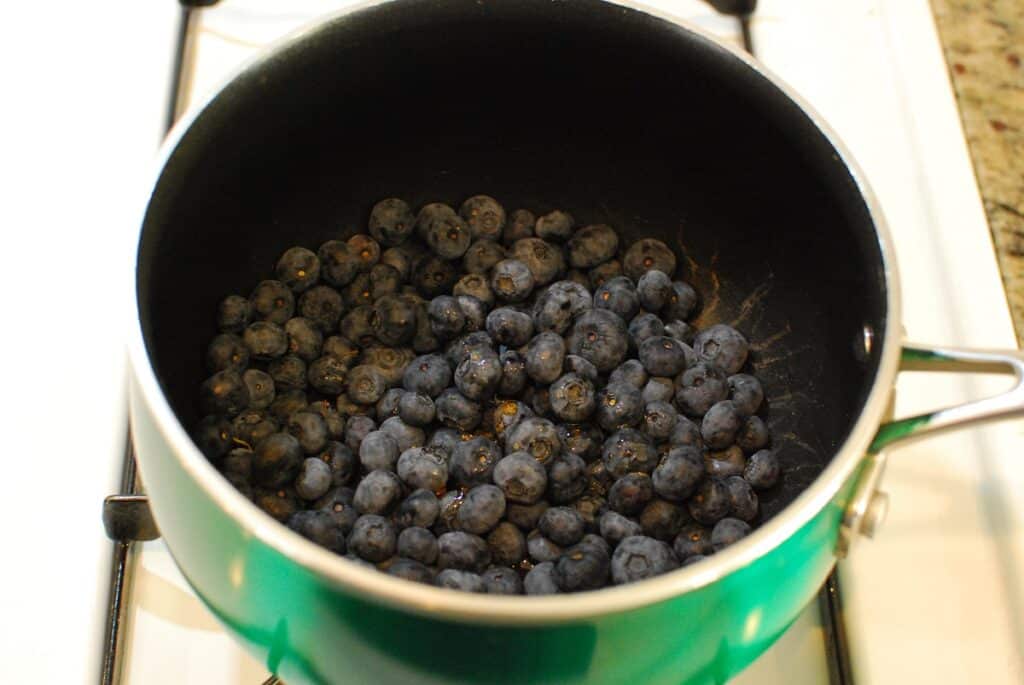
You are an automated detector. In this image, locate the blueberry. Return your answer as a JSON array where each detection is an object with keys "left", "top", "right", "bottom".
[
  {"left": 652, "top": 446, "right": 704, "bottom": 501},
  {"left": 589, "top": 260, "right": 623, "bottom": 289},
  {"left": 530, "top": 386, "right": 553, "bottom": 418},
  {"left": 206, "top": 333, "right": 249, "bottom": 373},
  {"left": 701, "top": 400, "right": 743, "bottom": 449},
  {"left": 567, "top": 224, "right": 618, "bottom": 269},
  {"left": 444, "top": 331, "right": 495, "bottom": 369},
  {"left": 455, "top": 295, "right": 487, "bottom": 332},
  {"left": 506, "top": 501, "right": 550, "bottom": 532},
  {"left": 557, "top": 423, "right": 604, "bottom": 463},
  {"left": 353, "top": 469, "right": 403, "bottom": 515},
  {"left": 561, "top": 357, "right": 597, "bottom": 386},
  {"left": 347, "top": 234, "right": 381, "bottom": 272},
  {"left": 249, "top": 280, "right": 295, "bottom": 326},
  {"left": 459, "top": 195, "right": 506, "bottom": 241},
  {"left": 663, "top": 319, "right": 694, "bottom": 344},
  {"left": 337, "top": 306, "right": 375, "bottom": 347},
  {"left": 349, "top": 514, "right": 397, "bottom": 562},
  {"left": 453, "top": 273, "right": 495, "bottom": 306},
  {"left": 416, "top": 203, "right": 471, "bottom": 259},
  {"left": 661, "top": 282, "right": 698, "bottom": 322},
  {"left": 286, "top": 410, "right": 328, "bottom": 455},
  {"left": 547, "top": 374, "right": 594, "bottom": 423},
  {"left": 344, "top": 415, "right": 377, "bottom": 454},
  {"left": 567, "top": 309, "right": 629, "bottom": 373},
  {"left": 642, "top": 400, "right": 678, "bottom": 442},
  {"left": 454, "top": 347, "right": 503, "bottom": 401},
  {"left": 217, "top": 294, "right": 251, "bottom": 333},
  {"left": 511, "top": 237, "right": 564, "bottom": 286},
  {"left": 486, "top": 522, "right": 527, "bottom": 566},
  {"left": 607, "top": 473, "right": 655, "bottom": 515},
  {"left": 403, "top": 354, "right": 452, "bottom": 398},
  {"left": 307, "top": 400, "right": 345, "bottom": 439},
  {"left": 628, "top": 313, "right": 666, "bottom": 349},
  {"left": 306, "top": 355, "right": 348, "bottom": 395},
  {"left": 503, "top": 208, "right": 536, "bottom": 245},
  {"left": 586, "top": 458, "right": 616, "bottom": 498},
  {"left": 491, "top": 259, "right": 535, "bottom": 303},
  {"left": 282, "top": 317, "right": 323, "bottom": 361},
  {"left": 711, "top": 517, "right": 752, "bottom": 551},
  {"left": 594, "top": 276, "right": 640, "bottom": 322},
  {"left": 199, "top": 369, "right": 249, "bottom": 416},
  {"left": 386, "top": 558, "right": 435, "bottom": 584},
  {"left": 498, "top": 349, "right": 528, "bottom": 396},
  {"left": 462, "top": 239, "right": 507, "bottom": 276},
  {"left": 610, "top": 535, "right": 679, "bottom": 585},
  {"left": 539, "top": 506, "right": 585, "bottom": 546},
  {"left": 252, "top": 432, "right": 303, "bottom": 488},
  {"left": 450, "top": 437, "right": 501, "bottom": 487},
  {"left": 682, "top": 554, "right": 708, "bottom": 567},
  {"left": 366, "top": 346, "right": 417, "bottom": 387},
  {"left": 344, "top": 365, "right": 386, "bottom": 405},
  {"left": 435, "top": 389, "right": 482, "bottom": 431},
  {"left": 639, "top": 336, "right": 689, "bottom": 377},
  {"left": 623, "top": 239, "right": 676, "bottom": 281},
  {"left": 436, "top": 569, "right": 486, "bottom": 592},
  {"left": 396, "top": 526, "right": 439, "bottom": 564},
  {"left": 375, "top": 388, "right": 403, "bottom": 421},
  {"left": 595, "top": 382, "right": 644, "bottom": 432},
  {"left": 736, "top": 416, "right": 769, "bottom": 454},
  {"left": 639, "top": 499, "right": 687, "bottom": 541},
  {"left": 723, "top": 475, "right": 758, "bottom": 522},
  {"left": 504, "top": 417, "right": 560, "bottom": 465},
  {"left": 555, "top": 543, "right": 610, "bottom": 592},
  {"left": 318, "top": 440, "right": 357, "bottom": 486},
  {"left": 287, "top": 510, "right": 346, "bottom": 553},
  {"left": 371, "top": 294, "right": 417, "bottom": 347},
  {"left": 728, "top": 374, "right": 764, "bottom": 417},
  {"left": 434, "top": 489, "right": 466, "bottom": 535},
  {"left": 381, "top": 246, "right": 415, "bottom": 280},
  {"left": 527, "top": 531, "right": 564, "bottom": 563},
  {"left": 341, "top": 273, "right": 374, "bottom": 310},
  {"left": 437, "top": 531, "right": 491, "bottom": 572},
  {"left": 744, "top": 449, "right": 780, "bottom": 489},
  {"left": 395, "top": 489, "right": 440, "bottom": 529},
  {"left": 456, "top": 485, "right": 506, "bottom": 535},
  {"left": 427, "top": 427, "right": 462, "bottom": 456},
  {"left": 274, "top": 247, "right": 320, "bottom": 293},
  {"left": 369, "top": 197, "right": 415, "bottom": 246},
  {"left": 676, "top": 362, "right": 728, "bottom": 416},
  {"left": 608, "top": 362, "right": 645, "bottom": 391},
  {"left": 599, "top": 511, "right": 643, "bottom": 547},
  {"left": 255, "top": 488, "right": 299, "bottom": 522},
  {"left": 394, "top": 392, "right": 433, "bottom": 427},
  {"left": 427, "top": 295, "right": 466, "bottom": 341},
  {"left": 357, "top": 430, "right": 398, "bottom": 471},
  {"left": 396, "top": 446, "right": 448, "bottom": 492},
  {"left": 694, "top": 324, "right": 748, "bottom": 374},
  {"left": 315, "top": 485, "right": 359, "bottom": 533},
  {"left": 602, "top": 429, "right": 659, "bottom": 479},
  {"left": 642, "top": 377, "right": 675, "bottom": 404},
  {"left": 673, "top": 523, "right": 712, "bottom": 560},
  {"left": 546, "top": 452, "right": 587, "bottom": 504},
  {"left": 243, "top": 321, "right": 288, "bottom": 360},
  {"left": 195, "top": 415, "right": 232, "bottom": 460},
  {"left": 486, "top": 307, "right": 534, "bottom": 347},
  {"left": 411, "top": 254, "right": 460, "bottom": 298},
  {"left": 294, "top": 457, "right": 332, "bottom": 500},
  {"left": 317, "top": 240, "right": 361, "bottom": 288},
  {"left": 221, "top": 447, "right": 253, "bottom": 481},
  {"left": 492, "top": 451, "right": 547, "bottom": 504},
  {"left": 525, "top": 331, "right": 566, "bottom": 384},
  {"left": 269, "top": 389, "right": 308, "bottom": 422},
  {"left": 688, "top": 479, "right": 731, "bottom": 526},
  {"left": 535, "top": 209, "right": 574, "bottom": 242},
  {"left": 491, "top": 400, "right": 534, "bottom": 439},
  {"left": 523, "top": 561, "right": 561, "bottom": 595},
  {"left": 378, "top": 416, "right": 426, "bottom": 452},
  {"left": 268, "top": 354, "right": 306, "bottom": 392},
  {"left": 482, "top": 566, "right": 524, "bottom": 595},
  {"left": 636, "top": 270, "right": 673, "bottom": 312},
  {"left": 706, "top": 445, "right": 746, "bottom": 478},
  {"left": 298, "top": 285, "right": 344, "bottom": 333}
]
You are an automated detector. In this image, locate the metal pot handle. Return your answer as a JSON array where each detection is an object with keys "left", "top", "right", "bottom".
[{"left": 838, "top": 343, "right": 1024, "bottom": 556}]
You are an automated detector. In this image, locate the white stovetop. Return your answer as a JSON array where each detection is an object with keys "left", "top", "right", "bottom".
[{"left": 3, "top": 1, "right": 1019, "bottom": 683}]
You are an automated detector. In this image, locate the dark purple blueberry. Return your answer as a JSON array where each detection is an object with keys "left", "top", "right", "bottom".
[
  {"left": 317, "top": 240, "right": 361, "bottom": 288},
  {"left": 638, "top": 498, "right": 687, "bottom": 541},
  {"left": 642, "top": 400, "right": 678, "bottom": 442},
  {"left": 252, "top": 432, "right": 303, "bottom": 488},
  {"left": 487, "top": 307, "right": 534, "bottom": 347},
  {"left": 206, "top": 333, "right": 249, "bottom": 373},
  {"left": 395, "top": 489, "right": 440, "bottom": 529},
  {"left": 268, "top": 354, "right": 307, "bottom": 392},
  {"left": 269, "top": 390, "right": 308, "bottom": 423},
  {"left": 688, "top": 479, "right": 731, "bottom": 526},
  {"left": 397, "top": 526, "right": 439, "bottom": 565},
  {"left": 724, "top": 475, "right": 758, "bottom": 522},
  {"left": 426, "top": 427, "right": 461, "bottom": 456},
  {"left": 353, "top": 469, "right": 403, "bottom": 515},
  {"left": 286, "top": 410, "right": 328, "bottom": 455},
  {"left": 396, "top": 446, "right": 448, "bottom": 492},
  {"left": 416, "top": 203, "right": 471, "bottom": 259},
  {"left": 744, "top": 449, "right": 780, "bottom": 489},
  {"left": 283, "top": 317, "right": 323, "bottom": 361},
  {"left": 295, "top": 457, "right": 333, "bottom": 500},
  {"left": 322, "top": 335, "right": 360, "bottom": 366},
  {"left": 628, "top": 313, "right": 666, "bottom": 349},
  {"left": 348, "top": 514, "right": 396, "bottom": 562},
  {"left": 694, "top": 324, "right": 749, "bottom": 375},
  {"left": 706, "top": 445, "right": 746, "bottom": 479},
  {"left": 608, "top": 359, "right": 648, "bottom": 390},
  {"left": 386, "top": 558, "right": 435, "bottom": 584},
  {"left": 276, "top": 247, "right": 320, "bottom": 293},
  {"left": 602, "top": 429, "right": 659, "bottom": 478},
  {"left": 347, "top": 234, "right": 381, "bottom": 272},
  {"left": 249, "top": 280, "right": 294, "bottom": 325},
  {"left": 701, "top": 400, "right": 743, "bottom": 449},
  {"left": 610, "top": 535, "right": 678, "bottom": 584},
  {"left": 572, "top": 495, "right": 606, "bottom": 534},
  {"left": 504, "top": 417, "right": 560, "bottom": 465},
  {"left": 255, "top": 488, "right": 299, "bottom": 522},
  {"left": 664, "top": 320, "right": 695, "bottom": 345},
  {"left": 195, "top": 415, "right": 232, "bottom": 461},
  {"left": 642, "top": 377, "right": 675, "bottom": 404},
  {"left": 594, "top": 276, "right": 640, "bottom": 322},
  {"left": 563, "top": 355, "right": 599, "bottom": 384},
  {"left": 436, "top": 569, "right": 485, "bottom": 592},
  {"left": 498, "top": 349, "right": 528, "bottom": 396},
  {"left": 454, "top": 347, "right": 503, "bottom": 401},
  {"left": 491, "top": 259, "right": 535, "bottom": 303},
  {"left": 402, "top": 354, "right": 451, "bottom": 398},
  {"left": 506, "top": 500, "right": 549, "bottom": 532},
  {"left": 639, "top": 336, "right": 689, "bottom": 377},
  {"left": 535, "top": 209, "right": 574, "bottom": 242},
  {"left": 589, "top": 260, "right": 623, "bottom": 290},
  {"left": 550, "top": 373, "right": 596, "bottom": 423},
  {"left": 492, "top": 451, "right": 547, "bottom": 504},
  {"left": 600, "top": 511, "right": 643, "bottom": 547},
  {"left": 369, "top": 198, "right": 415, "bottom": 246},
  {"left": 362, "top": 346, "right": 415, "bottom": 387},
  {"left": 315, "top": 486, "right": 359, "bottom": 533},
  {"left": 728, "top": 373, "right": 764, "bottom": 416},
  {"left": 396, "top": 392, "right": 435, "bottom": 427},
  {"left": 547, "top": 453, "right": 587, "bottom": 504},
  {"left": 456, "top": 485, "right": 506, "bottom": 535},
  {"left": 566, "top": 308, "right": 629, "bottom": 373},
  {"left": 567, "top": 224, "right": 618, "bottom": 269},
  {"left": 595, "top": 382, "right": 644, "bottom": 432},
  {"left": 503, "top": 208, "right": 536, "bottom": 245},
  {"left": 287, "top": 510, "right": 346, "bottom": 553},
  {"left": 736, "top": 416, "right": 770, "bottom": 454},
  {"left": 435, "top": 389, "right": 482, "bottom": 431},
  {"left": 428, "top": 295, "right": 466, "bottom": 341},
  {"left": 221, "top": 447, "right": 252, "bottom": 480},
  {"left": 636, "top": 270, "right": 673, "bottom": 312},
  {"left": 199, "top": 369, "right": 249, "bottom": 417},
  {"left": 444, "top": 331, "right": 495, "bottom": 369},
  {"left": 511, "top": 237, "right": 564, "bottom": 286},
  {"left": 482, "top": 566, "right": 524, "bottom": 595},
  {"left": 525, "top": 332, "right": 566, "bottom": 384},
  {"left": 456, "top": 295, "right": 487, "bottom": 332},
  {"left": 346, "top": 365, "right": 387, "bottom": 405},
  {"left": 711, "top": 517, "right": 752, "bottom": 551},
  {"left": 217, "top": 295, "right": 251, "bottom": 333},
  {"left": 371, "top": 294, "right": 417, "bottom": 347},
  {"left": 344, "top": 415, "right": 377, "bottom": 454},
  {"left": 307, "top": 355, "right": 348, "bottom": 395},
  {"left": 539, "top": 506, "right": 585, "bottom": 546},
  {"left": 486, "top": 522, "right": 526, "bottom": 566},
  {"left": 523, "top": 562, "right": 561, "bottom": 595},
  {"left": 673, "top": 523, "right": 712, "bottom": 560},
  {"left": 608, "top": 473, "right": 655, "bottom": 515},
  {"left": 565, "top": 269, "right": 591, "bottom": 288},
  {"left": 527, "top": 532, "right": 563, "bottom": 564},
  {"left": 462, "top": 239, "right": 507, "bottom": 275},
  {"left": 341, "top": 273, "right": 374, "bottom": 309},
  {"left": 669, "top": 416, "right": 702, "bottom": 447},
  {"left": 378, "top": 416, "right": 425, "bottom": 452},
  {"left": 662, "top": 282, "right": 698, "bottom": 322},
  {"left": 318, "top": 441, "right": 356, "bottom": 486},
  {"left": 437, "top": 531, "right": 491, "bottom": 573},
  {"left": 411, "top": 254, "right": 459, "bottom": 298},
  {"left": 231, "top": 410, "right": 277, "bottom": 450},
  {"left": 298, "top": 285, "right": 344, "bottom": 333},
  {"left": 243, "top": 321, "right": 288, "bottom": 360},
  {"left": 623, "top": 239, "right": 676, "bottom": 281},
  {"left": 380, "top": 246, "right": 415, "bottom": 280},
  {"left": 653, "top": 446, "right": 704, "bottom": 501},
  {"left": 453, "top": 273, "right": 495, "bottom": 306},
  {"left": 557, "top": 423, "right": 603, "bottom": 463},
  {"left": 376, "top": 388, "right": 403, "bottom": 421},
  {"left": 459, "top": 195, "right": 506, "bottom": 241},
  {"left": 449, "top": 436, "right": 501, "bottom": 487},
  {"left": 358, "top": 430, "right": 400, "bottom": 472},
  {"left": 554, "top": 543, "right": 610, "bottom": 592},
  {"left": 306, "top": 401, "right": 344, "bottom": 440},
  {"left": 676, "top": 362, "right": 729, "bottom": 416},
  {"left": 531, "top": 386, "right": 553, "bottom": 418},
  {"left": 491, "top": 400, "right": 534, "bottom": 439}
]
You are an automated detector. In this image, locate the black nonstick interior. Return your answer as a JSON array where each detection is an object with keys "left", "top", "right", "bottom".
[{"left": 137, "top": 0, "right": 888, "bottom": 519}]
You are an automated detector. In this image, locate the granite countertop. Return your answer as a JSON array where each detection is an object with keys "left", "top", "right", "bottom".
[{"left": 930, "top": 0, "right": 1024, "bottom": 342}]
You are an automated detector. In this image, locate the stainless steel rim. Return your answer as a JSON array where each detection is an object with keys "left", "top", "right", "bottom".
[{"left": 126, "top": 0, "right": 903, "bottom": 625}]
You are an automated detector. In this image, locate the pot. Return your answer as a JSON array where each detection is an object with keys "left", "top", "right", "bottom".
[{"left": 127, "top": 1, "right": 1024, "bottom": 683}]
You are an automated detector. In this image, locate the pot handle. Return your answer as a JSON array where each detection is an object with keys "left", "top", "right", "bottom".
[
  {"left": 870, "top": 343, "right": 1024, "bottom": 454},
  {"left": 837, "top": 343, "right": 1024, "bottom": 556}
]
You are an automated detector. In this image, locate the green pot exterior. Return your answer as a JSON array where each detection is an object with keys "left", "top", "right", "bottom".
[{"left": 131, "top": 373, "right": 860, "bottom": 685}]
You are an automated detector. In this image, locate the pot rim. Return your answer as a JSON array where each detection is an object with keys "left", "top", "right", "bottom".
[{"left": 127, "top": 0, "right": 902, "bottom": 625}]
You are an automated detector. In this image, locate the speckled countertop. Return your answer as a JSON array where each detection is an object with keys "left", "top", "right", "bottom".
[{"left": 930, "top": 0, "right": 1024, "bottom": 341}]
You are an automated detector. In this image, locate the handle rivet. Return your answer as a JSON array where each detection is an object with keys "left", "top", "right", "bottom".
[{"left": 861, "top": 491, "right": 889, "bottom": 538}]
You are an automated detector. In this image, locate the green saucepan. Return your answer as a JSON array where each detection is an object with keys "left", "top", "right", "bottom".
[{"left": 127, "top": 1, "right": 1024, "bottom": 682}]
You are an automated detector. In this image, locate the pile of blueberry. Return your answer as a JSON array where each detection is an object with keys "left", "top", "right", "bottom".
[{"left": 194, "top": 195, "right": 781, "bottom": 595}]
